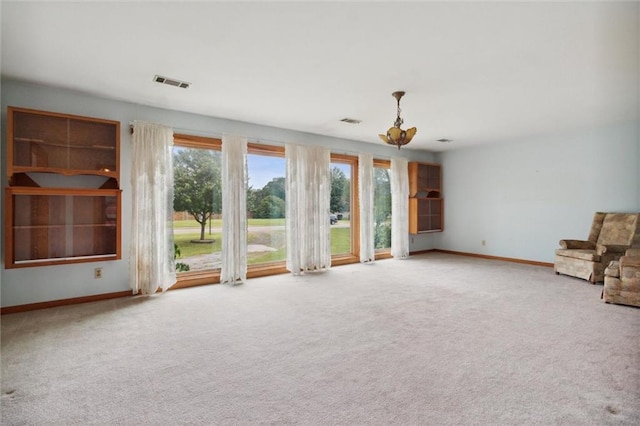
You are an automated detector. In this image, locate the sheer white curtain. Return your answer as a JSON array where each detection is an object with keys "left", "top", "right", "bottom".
[
  {"left": 285, "top": 144, "right": 331, "bottom": 274},
  {"left": 221, "top": 134, "right": 248, "bottom": 285},
  {"left": 391, "top": 157, "right": 410, "bottom": 259},
  {"left": 129, "top": 121, "right": 176, "bottom": 295},
  {"left": 359, "top": 153, "right": 375, "bottom": 263}
]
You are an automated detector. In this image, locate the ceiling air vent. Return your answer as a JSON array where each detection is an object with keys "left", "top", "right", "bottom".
[
  {"left": 340, "top": 118, "right": 362, "bottom": 124},
  {"left": 153, "top": 75, "right": 191, "bottom": 89}
]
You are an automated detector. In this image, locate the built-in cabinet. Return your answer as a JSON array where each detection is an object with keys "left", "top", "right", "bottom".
[
  {"left": 5, "top": 107, "right": 121, "bottom": 268},
  {"left": 408, "top": 162, "right": 443, "bottom": 233}
]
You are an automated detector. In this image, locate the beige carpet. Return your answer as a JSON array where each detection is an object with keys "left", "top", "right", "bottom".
[{"left": 2, "top": 253, "right": 639, "bottom": 425}]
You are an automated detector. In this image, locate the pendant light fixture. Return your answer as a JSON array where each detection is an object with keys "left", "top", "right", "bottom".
[{"left": 378, "top": 91, "right": 417, "bottom": 149}]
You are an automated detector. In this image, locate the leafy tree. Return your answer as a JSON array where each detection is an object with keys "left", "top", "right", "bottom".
[
  {"left": 255, "top": 195, "right": 286, "bottom": 218},
  {"left": 259, "top": 177, "right": 286, "bottom": 201},
  {"left": 374, "top": 168, "right": 392, "bottom": 248},
  {"left": 247, "top": 177, "right": 285, "bottom": 218},
  {"left": 247, "top": 186, "right": 259, "bottom": 218},
  {"left": 341, "top": 174, "right": 351, "bottom": 214},
  {"left": 330, "top": 167, "right": 348, "bottom": 213},
  {"left": 173, "top": 148, "right": 221, "bottom": 240}
]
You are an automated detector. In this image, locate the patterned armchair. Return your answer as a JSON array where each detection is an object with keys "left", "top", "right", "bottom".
[
  {"left": 554, "top": 212, "right": 640, "bottom": 283},
  {"left": 603, "top": 248, "right": 640, "bottom": 307}
]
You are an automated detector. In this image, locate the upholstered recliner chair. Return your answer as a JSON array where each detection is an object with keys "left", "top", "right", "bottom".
[
  {"left": 554, "top": 212, "right": 640, "bottom": 283},
  {"left": 603, "top": 248, "right": 640, "bottom": 307}
]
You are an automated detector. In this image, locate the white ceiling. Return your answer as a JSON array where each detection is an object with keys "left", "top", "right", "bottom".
[{"left": 1, "top": 1, "right": 638, "bottom": 152}]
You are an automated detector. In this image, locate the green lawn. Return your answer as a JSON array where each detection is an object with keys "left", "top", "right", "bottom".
[
  {"left": 330, "top": 227, "right": 351, "bottom": 254},
  {"left": 174, "top": 218, "right": 286, "bottom": 228},
  {"left": 174, "top": 224, "right": 352, "bottom": 267},
  {"left": 248, "top": 248, "right": 286, "bottom": 265},
  {"left": 174, "top": 232, "right": 222, "bottom": 258}
]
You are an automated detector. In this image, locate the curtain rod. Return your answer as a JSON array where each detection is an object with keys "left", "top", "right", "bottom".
[
  {"left": 128, "top": 120, "right": 398, "bottom": 159},
  {"left": 129, "top": 120, "right": 285, "bottom": 147}
]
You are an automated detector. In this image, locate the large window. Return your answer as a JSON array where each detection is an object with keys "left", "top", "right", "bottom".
[
  {"left": 330, "top": 154, "right": 358, "bottom": 262},
  {"left": 172, "top": 136, "right": 222, "bottom": 278},
  {"left": 373, "top": 160, "right": 392, "bottom": 253},
  {"left": 246, "top": 147, "right": 286, "bottom": 267},
  {"left": 171, "top": 136, "right": 364, "bottom": 286}
]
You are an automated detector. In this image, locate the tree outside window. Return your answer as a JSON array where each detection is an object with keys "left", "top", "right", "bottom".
[
  {"left": 173, "top": 148, "right": 222, "bottom": 241},
  {"left": 373, "top": 166, "right": 392, "bottom": 250},
  {"left": 172, "top": 142, "right": 223, "bottom": 273}
]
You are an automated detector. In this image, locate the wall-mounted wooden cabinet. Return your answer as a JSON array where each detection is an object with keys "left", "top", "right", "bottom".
[
  {"left": 5, "top": 107, "right": 121, "bottom": 268},
  {"left": 7, "top": 107, "right": 119, "bottom": 184},
  {"left": 408, "top": 162, "right": 443, "bottom": 233},
  {"left": 5, "top": 187, "right": 121, "bottom": 268}
]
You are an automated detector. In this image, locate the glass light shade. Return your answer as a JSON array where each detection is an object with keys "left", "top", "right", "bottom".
[
  {"left": 379, "top": 126, "right": 417, "bottom": 147},
  {"left": 404, "top": 127, "right": 417, "bottom": 142},
  {"left": 387, "top": 127, "right": 403, "bottom": 141}
]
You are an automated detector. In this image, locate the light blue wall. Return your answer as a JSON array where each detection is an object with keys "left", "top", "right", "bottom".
[
  {"left": 3, "top": 79, "right": 638, "bottom": 306},
  {"left": 1, "top": 79, "right": 436, "bottom": 307},
  {"left": 434, "top": 122, "right": 640, "bottom": 263}
]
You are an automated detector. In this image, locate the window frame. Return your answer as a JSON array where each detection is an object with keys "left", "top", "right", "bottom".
[
  {"left": 171, "top": 135, "right": 364, "bottom": 288},
  {"left": 245, "top": 143, "right": 288, "bottom": 278},
  {"left": 373, "top": 159, "right": 392, "bottom": 260},
  {"left": 171, "top": 134, "right": 223, "bottom": 289},
  {"left": 330, "top": 153, "right": 360, "bottom": 266}
]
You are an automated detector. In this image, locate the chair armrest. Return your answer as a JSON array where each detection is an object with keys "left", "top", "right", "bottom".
[
  {"left": 625, "top": 248, "right": 640, "bottom": 257},
  {"left": 559, "top": 239, "right": 595, "bottom": 249},
  {"left": 597, "top": 244, "right": 630, "bottom": 255},
  {"left": 605, "top": 260, "right": 620, "bottom": 277}
]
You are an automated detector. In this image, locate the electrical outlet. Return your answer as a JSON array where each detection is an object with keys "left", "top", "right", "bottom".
[
  {"left": 411, "top": 237, "right": 415, "bottom": 244},
  {"left": 94, "top": 267, "right": 103, "bottom": 279},
  {"left": 481, "top": 240, "right": 486, "bottom": 246}
]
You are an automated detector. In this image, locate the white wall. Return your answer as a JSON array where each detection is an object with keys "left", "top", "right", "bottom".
[
  {"left": 1, "top": 79, "right": 436, "bottom": 307},
  {"left": 434, "top": 122, "right": 640, "bottom": 263}
]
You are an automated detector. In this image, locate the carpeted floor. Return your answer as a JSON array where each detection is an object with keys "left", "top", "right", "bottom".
[{"left": 2, "top": 252, "right": 639, "bottom": 425}]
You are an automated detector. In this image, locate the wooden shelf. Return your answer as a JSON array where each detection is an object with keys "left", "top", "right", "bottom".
[
  {"left": 15, "top": 137, "right": 116, "bottom": 150},
  {"left": 7, "top": 107, "right": 120, "bottom": 184},
  {"left": 5, "top": 107, "right": 122, "bottom": 269},
  {"left": 408, "top": 162, "right": 443, "bottom": 234},
  {"left": 12, "top": 166, "right": 117, "bottom": 179},
  {"left": 5, "top": 187, "right": 122, "bottom": 268},
  {"left": 14, "top": 224, "right": 117, "bottom": 230},
  {"left": 15, "top": 254, "right": 118, "bottom": 266}
]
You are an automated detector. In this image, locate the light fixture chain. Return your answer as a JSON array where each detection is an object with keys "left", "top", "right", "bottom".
[{"left": 395, "top": 98, "right": 404, "bottom": 128}]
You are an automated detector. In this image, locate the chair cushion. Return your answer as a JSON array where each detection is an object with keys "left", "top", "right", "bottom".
[
  {"left": 621, "top": 255, "right": 640, "bottom": 268},
  {"left": 626, "top": 248, "right": 640, "bottom": 257},
  {"left": 596, "top": 213, "right": 639, "bottom": 246},
  {"left": 555, "top": 249, "right": 601, "bottom": 262}
]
